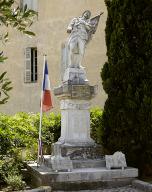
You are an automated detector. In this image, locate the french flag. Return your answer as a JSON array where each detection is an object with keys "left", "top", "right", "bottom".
[{"left": 41, "top": 61, "right": 53, "bottom": 112}]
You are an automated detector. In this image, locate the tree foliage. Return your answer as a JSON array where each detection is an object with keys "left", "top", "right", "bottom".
[
  {"left": 101, "top": 0, "right": 152, "bottom": 176},
  {"left": 0, "top": 0, "right": 37, "bottom": 104}
]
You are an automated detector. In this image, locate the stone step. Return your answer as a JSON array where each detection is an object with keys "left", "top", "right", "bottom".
[
  {"left": 54, "top": 186, "right": 143, "bottom": 192},
  {"left": 27, "top": 163, "right": 138, "bottom": 191}
]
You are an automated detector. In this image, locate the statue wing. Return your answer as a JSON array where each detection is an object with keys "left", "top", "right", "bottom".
[{"left": 89, "top": 12, "right": 103, "bottom": 34}]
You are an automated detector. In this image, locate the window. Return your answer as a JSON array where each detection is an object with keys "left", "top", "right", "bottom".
[
  {"left": 24, "top": 47, "right": 37, "bottom": 83},
  {"left": 21, "top": 0, "right": 38, "bottom": 11}
]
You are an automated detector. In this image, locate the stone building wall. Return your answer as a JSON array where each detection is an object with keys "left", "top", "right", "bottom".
[{"left": 0, "top": 0, "right": 107, "bottom": 114}]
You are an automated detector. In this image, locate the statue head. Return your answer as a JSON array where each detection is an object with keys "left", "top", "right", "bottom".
[{"left": 82, "top": 10, "right": 91, "bottom": 19}]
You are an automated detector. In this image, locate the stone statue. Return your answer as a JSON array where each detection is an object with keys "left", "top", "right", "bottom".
[{"left": 67, "top": 10, "right": 103, "bottom": 68}]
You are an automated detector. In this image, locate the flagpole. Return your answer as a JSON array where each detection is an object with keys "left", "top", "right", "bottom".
[{"left": 37, "top": 54, "right": 46, "bottom": 166}]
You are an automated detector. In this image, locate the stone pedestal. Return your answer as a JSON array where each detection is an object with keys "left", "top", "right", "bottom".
[
  {"left": 59, "top": 99, "right": 94, "bottom": 145},
  {"left": 54, "top": 80, "right": 97, "bottom": 146}
]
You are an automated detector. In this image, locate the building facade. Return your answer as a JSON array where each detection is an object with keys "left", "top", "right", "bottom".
[{"left": 0, "top": 0, "right": 107, "bottom": 114}]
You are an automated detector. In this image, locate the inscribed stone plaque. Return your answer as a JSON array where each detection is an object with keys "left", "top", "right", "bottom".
[{"left": 72, "top": 85, "right": 91, "bottom": 98}]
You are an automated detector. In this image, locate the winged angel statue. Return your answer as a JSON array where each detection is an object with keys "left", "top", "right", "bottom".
[{"left": 67, "top": 10, "right": 103, "bottom": 68}]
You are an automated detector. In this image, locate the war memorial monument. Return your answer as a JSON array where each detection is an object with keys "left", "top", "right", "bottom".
[{"left": 27, "top": 10, "right": 138, "bottom": 191}]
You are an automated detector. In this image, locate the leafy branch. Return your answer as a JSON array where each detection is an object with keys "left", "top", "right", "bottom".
[
  {"left": 0, "top": 0, "right": 37, "bottom": 36},
  {"left": 0, "top": 0, "right": 37, "bottom": 105},
  {"left": 0, "top": 71, "right": 12, "bottom": 104}
]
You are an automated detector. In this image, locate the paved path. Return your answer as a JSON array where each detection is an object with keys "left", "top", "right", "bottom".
[
  {"left": 93, "top": 185, "right": 143, "bottom": 192},
  {"left": 56, "top": 185, "right": 143, "bottom": 192}
]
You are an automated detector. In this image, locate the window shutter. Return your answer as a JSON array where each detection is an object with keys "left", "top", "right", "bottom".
[
  {"left": 25, "top": 48, "right": 31, "bottom": 83},
  {"left": 32, "top": 48, "right": 37, "bottom": 82}
]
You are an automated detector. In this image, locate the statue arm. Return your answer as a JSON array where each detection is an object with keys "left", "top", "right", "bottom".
[
  {"left": 86, "top": 22, "right": 95, "bottom": 30},
  {"left": 67, "top": 18, "right": 77, "bottom": 33}
]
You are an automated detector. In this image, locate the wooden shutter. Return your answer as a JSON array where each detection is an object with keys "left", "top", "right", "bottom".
[
  {"left": 24, "top": 48, "right": 31, "bottom": 83},
  {"left": 32, "top": 48, "right": 37, "bottom": 82}
]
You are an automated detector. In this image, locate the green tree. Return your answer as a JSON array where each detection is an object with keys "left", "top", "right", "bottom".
[
  {"left": 101, "top": 0, "right": 152, "bottom": 176},
  {"left": 0, "top": 0, "right": 37, "bottom": 104}
]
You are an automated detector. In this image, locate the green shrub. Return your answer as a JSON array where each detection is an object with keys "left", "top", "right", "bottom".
[
  {"left": 0, "top": 112, "right": 61, "bottom": 159},
  {"left": 0, "top": 112, "right": 38, "bottom": 159},
  {"left": 0, "top": 157, "right": 25, "bottom": 189},
  {"left": 41, "top": 113, "right": 61, "bottom": 153},
  {"left": 0, "top": 114, "right": 12, "bottom": 156},
  {"left": 5, "top": 174, "right": 26, "bottom": 191},
  {"left": 90, "top": 108, "right": 103, "bottom": 144}
]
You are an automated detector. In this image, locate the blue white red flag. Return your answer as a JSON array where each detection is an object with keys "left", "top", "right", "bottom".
[
  {"left": 38, "top": 58, "right": 53, "bottom": 165},
  {"left": 41, "top": 61, "right": 53, "bottom": 112}
]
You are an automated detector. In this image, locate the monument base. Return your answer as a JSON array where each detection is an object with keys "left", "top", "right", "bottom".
[
  {"left": 44, "top": 143, "right": 105, "bottom": 170},
  {"left": 55, "top": 142, "right": 104, "bottom": 159},
  {"left": 27, "top": 163, "right": 138, "bottom": 191}
]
